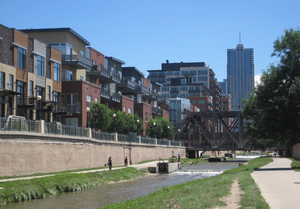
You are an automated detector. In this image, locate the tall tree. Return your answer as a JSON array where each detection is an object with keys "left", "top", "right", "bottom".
[
  {"left": 243, "top": 28, "right": 300, "bottom": 148},
  {"left": 89, "top": 102, "right": 111, "bottom": 131}
]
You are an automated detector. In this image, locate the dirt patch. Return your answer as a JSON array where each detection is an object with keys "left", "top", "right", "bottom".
[{"left": 214, "top": 179, "right": 244, "bottom": 209}]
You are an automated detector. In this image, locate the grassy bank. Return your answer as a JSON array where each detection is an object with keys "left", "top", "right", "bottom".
[
  {"left": 101, "top": 157, "right": 272, "bottom": 209},
  {"left": 0, "top": 168, "right": 147, "bottom": 207}
]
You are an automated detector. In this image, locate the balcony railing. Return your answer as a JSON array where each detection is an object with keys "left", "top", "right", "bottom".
[
  {"left": 111, "top": 92, "right": 121, "bottom": 102},
  {"left": 100, "top": 87, "right": 110, "bottom": 99},
  {"left": 152, "top": 106, "right": 157, "bottom": 114},
  {"left": 135, "top": 85, "right": 149, "bottom": 94},
  {"left": 111, "top": 71, "right": 121, "bottom": 83},
  {"left": 99, "top": 65, "right": 111, "bottom": 77},
  {"left": 62, "top": 55, "right": 91, "bottom": 69},
  {"left": 156, "top": 93, "right": 162, "bottom": 101},
  {"left": 56, "top": 102, "right": 81, "bottom": 114},
  {"left": 17, "top": 96, "right": 37, "bottom": 107},
  {"left": 120, "top": 78, "right": 135, "bottom": 90}
]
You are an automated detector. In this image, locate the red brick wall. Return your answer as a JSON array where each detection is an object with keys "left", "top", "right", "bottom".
[
  {"left": 62, "top": 81, "right": 100, "bottom": 127},
  {"left": 162, "top": 110, "right": 169, "bottom": 120},
  {"left": 143, "top": 78, "right": 151, "bottom": 89},
  {"left": 90, "top": 47, "right": 105, "bottom": 66},
  {"left": 134, "top": 102, "right": 152, "bottom": 136},
  {"left": 121, "top": 96, "right": 134, "bottom": 115}
]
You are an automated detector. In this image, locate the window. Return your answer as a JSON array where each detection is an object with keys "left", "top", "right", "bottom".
[
  {"left": 199, "top": 100, "right": 205, "bottom": 104},
  {"left": 95, "top": 98, "right": 98, "bottom": 103},
  {"left": 18, "top": 47, "right": 26, "bottom": 69},
  {"left": 128, "top": 108, "right": 132, "bottom": 114},
  {"left": 53, "top": 91, "right": 59, "bottom": 102},
  {"left": 54, "top": 62, "right": 60, "bottom": 81},
  {"left": 0, "top": 72, "right": 5, "bottom": 89},
  {"left": 37, "top": 55, "right": 44, "bottom": 76},
  {"left": 181, "top": 78, "right": 186, "bottom": 84},
  {"left": 9, "top": 75, "right": 13, "bottom": 91},
  {"left": 29, "top": 81, "right": 34, "bottom": 96},
  {"left": 36, "top": 86, "right": 43, "bottom": 98},
  {"left": 123, "top": 107, "right": 126, "bottom": 112},
  {"left": 145, "top": 112, "right": 148, "bottom": 121},
  {"left": 190, "top": 100, "right": 195, "bottom": 104},
  {"left": 47, "top": 86, "right": 51, "bottom": 100},
  {"left": 86, "top": 95, "right": 91, "bottom": 107}
]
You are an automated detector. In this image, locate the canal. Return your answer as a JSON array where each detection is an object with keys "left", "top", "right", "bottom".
[{"left": 2, "top": 162, "right": 240, "bottom": 209}]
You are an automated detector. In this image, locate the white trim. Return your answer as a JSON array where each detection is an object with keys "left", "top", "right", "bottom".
[
  {"left": 50, "top": 58, "right": 61, "bottom": 64},
  {"left": 32, "top": 51, "right": 45, "bottom": 58},
  {"left": 12, "top": 42, "right": 27, "bottom": 50}
]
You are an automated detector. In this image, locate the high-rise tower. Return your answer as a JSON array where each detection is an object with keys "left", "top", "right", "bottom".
[{"left": 227, "top": 42, "right": 254, "bottom": 111}]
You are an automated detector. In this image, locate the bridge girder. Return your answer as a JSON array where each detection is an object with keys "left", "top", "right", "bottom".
[{"left": 175, "top": 111, "right": 249, "bottom": 150}]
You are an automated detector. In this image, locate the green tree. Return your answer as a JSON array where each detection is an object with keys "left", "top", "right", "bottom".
[
  {"left": 89, "top": 102, "right": 111, "bottom": 131},
  {"left": 243, "top": 28, "right": 300, "bottom": 149},
  {"left": 146, "top": 117, "right": 174, "bottom": 139}
]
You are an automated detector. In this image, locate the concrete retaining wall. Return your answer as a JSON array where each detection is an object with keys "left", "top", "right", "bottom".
[
  {"left": 293, "top": 144, "right": 300, "bottom": 160},
  {"left": 0, "top": 131, "right": 185, "bottom": 177}
]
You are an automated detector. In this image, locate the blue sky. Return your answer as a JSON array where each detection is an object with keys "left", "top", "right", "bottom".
[{"left": 1, "top": 0, "right": 299, "bottom": 81}]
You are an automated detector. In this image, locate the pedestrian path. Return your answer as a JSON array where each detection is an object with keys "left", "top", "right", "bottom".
[{"left": 251, "top": 158, "right": 300, "bottom": 209}]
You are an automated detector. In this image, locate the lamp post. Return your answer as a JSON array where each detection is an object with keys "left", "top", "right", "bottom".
[
  {"left": 37, "top": 95, "right": 42, "bottom": 120},
  {"left": 113, "top": 113, "right": 116, "bottom": 133},
  {"left": 153, "top": 122, "right": 156, "bottom": 138},
  {"left": 86, "top": 107, "right": 90, "bottom": 128},
  {"left": 167, "top": 126, "right": 170, "bottom": 140},
  {"left": 136, "top": 119, "right": 140, "bottom": 136}
]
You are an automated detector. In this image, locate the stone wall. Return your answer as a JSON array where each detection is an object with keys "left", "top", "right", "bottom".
[{"left": 0, "top": 131, "right": 185, "bottom": 177}]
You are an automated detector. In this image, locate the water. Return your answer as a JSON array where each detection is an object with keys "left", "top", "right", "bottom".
[{"left": 2, "top": 162, "right": 239, "bottom": 209}]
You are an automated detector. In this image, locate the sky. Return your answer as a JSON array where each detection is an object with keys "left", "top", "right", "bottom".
[{"left": 1, "top": 0, "right": 300, "bottom": 81}]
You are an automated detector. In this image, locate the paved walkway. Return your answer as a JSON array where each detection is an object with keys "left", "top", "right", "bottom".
[{"left": 251, "top": 158, "right": 300, "bottom": 209}]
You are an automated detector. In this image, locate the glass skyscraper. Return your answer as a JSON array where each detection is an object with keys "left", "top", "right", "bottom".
[{"left": 227, "top": 44, "right": 254, "bottom": 111}]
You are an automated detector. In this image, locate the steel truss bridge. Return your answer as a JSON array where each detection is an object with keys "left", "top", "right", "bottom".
[{"left": 174, "top": 111, "right": 250, "bottom": 152}]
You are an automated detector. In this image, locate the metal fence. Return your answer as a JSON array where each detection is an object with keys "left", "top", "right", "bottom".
[
  {"left": 0, "top": 117, "right": 181, "bottom": 146},
  {"left": 0, "top": 117, "right": 40, "bottom": 133},
  {"left": 157, "top": 139, "right": 170, "bottom": 145},
  {"left": 141, "top": 136, "right": 156, "bottom": 144},
  {"left": 92, "top": 130, "right": 114, "bottom": 141}
]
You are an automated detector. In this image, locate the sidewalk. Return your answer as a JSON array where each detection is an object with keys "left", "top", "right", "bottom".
[{"left": 251, "top": 158, "right": 300, "bottom": 209}]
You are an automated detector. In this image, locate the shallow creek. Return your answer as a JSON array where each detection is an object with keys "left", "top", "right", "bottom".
[{"left": 3, "top": 162, "right": 240, "bottom": 209}]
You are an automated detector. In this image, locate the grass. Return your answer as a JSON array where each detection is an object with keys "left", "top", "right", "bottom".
[
  {"left": 0, "top": 166, "right": 109, "bottom": 180},
  {"left": 0, "top": 168, "right": 147, "bottom": 207},
  {"left": 290, "top": 158, "right": 300, "bottom": 171},
  {"left": 100, "top": 157, "right": 272, "bottom": 209}
]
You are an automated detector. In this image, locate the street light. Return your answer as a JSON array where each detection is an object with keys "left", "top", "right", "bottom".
[
  {"left": 113, "top": 113, "right": 116, "bottom": 133},
  {"left": 137, "top": 119, "right": 140, "bottom": 136},
  {"left": 37, "top": 95, "right": 42, "bottom": 120},
  {"left": 86, "top": 107, "right": 90, "bottom": 128},
  {"left": 167, "top": 126, "right": 170, "bottom": 140},
  {"left": 153, "top": 122, "right": 156, "bottom": 138}
]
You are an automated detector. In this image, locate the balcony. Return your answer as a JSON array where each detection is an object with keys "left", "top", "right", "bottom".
[
  {"left": 111, "top": 92, "right": 121, "bottom": 103},
  {"left": 100, "top": 87, "right": 121, "bottom": 103},
  {"left": 54, "top": 102, "right": 81, "bottom": 115},
  {"left": 17, "top": 96, "right": 38, "bottom": 109},
  {"left": 117, "top": 77, "right": 135, "bottom": 91},
  {"left": 100, "top": 87, "right": 110, "bottom": 100},
  {"left": 62, "top": 54, "right": 91, "bottom": 69},
  {"left": 158, "top": 98, "right": 170, "bottom": 106},
  {"left": 86, "top": 65, "right": 121, "bottom": 84},
  {"left": 142, "top": 90, "right": 156, "bottom": 101},
  {"left": 135, "top": 84, "right": 149, "bottom": 94}
]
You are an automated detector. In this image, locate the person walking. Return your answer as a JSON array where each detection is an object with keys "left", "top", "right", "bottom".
[
  {"left": 108, "top": 157, "right": 112, "bottom": 170},
  {"left": 124, "top": 157, "right": 128, "bottom": 167},
  {"left": 178, "top": 151, "right": 181, "bottom": 162}
]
